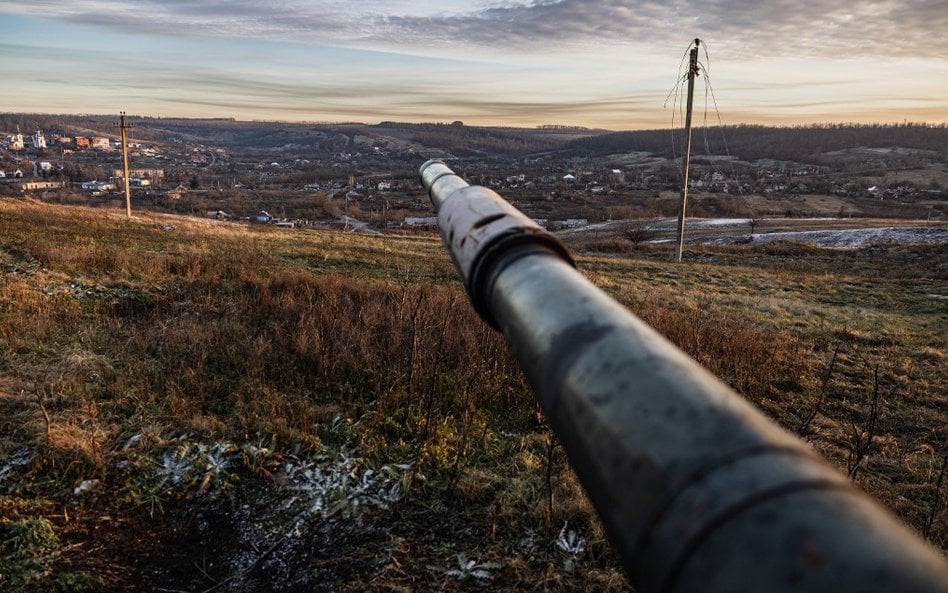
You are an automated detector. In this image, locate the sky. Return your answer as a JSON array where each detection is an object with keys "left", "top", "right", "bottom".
[{"left": 0, "top": 1, "right": 946, "bottom": 130}]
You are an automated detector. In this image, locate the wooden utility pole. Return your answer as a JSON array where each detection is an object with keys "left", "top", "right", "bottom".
[
  {"left": 118, "top": 112, "right": 132, "bottom": 218},
  {"left": 674, "top": 39, "right": 700, "bottom": 262}
]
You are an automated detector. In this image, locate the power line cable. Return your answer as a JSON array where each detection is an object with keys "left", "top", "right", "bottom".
[
  {"left": 688, "top": 39, "right": 741, "bottom": 196},
  {"left": 664, "top": 40, "right": 697, "bottom": 181}
]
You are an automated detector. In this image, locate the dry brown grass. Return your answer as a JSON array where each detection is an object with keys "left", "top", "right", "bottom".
[{"left": 0, "top": 198, "right": 945, "bottom": 590}]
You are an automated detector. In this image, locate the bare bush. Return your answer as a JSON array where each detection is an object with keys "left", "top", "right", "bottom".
[{"left": 622, "top": 223, "right": 659, "bottom": 245}]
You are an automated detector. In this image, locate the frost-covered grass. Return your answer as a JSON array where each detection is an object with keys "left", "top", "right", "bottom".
[{"left": 705, "top": 225, "right": 948, "bottom": 248}]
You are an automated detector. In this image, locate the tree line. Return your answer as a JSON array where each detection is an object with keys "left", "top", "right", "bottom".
[{"left": 566, "top": 123, "right": 948, "bottom": 163}]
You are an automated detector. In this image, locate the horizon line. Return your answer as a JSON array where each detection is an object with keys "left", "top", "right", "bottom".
[{"left": 2, "top": 112, "right": 947, "bottom": 134}]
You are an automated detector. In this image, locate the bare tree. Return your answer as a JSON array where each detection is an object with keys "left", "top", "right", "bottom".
[
  {"left": 748, "top": 216, "right": 759, "bottom": 237},
  {"left": 847, "top": 363, "right": 886, "bottom": 480},
  {"left": 797, "top": 342, "right": 842, "bottom": 437},
  {"left": 623, "top": 222, "right": 658, "bottom": 245},
  {"left": 924, "top": 437, "right": 948, "bottom": 540}
]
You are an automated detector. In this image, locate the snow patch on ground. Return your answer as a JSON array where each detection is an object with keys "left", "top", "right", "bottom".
[
  {"left": 692, "top": 218, "right": 751, "bottom": 226},
  {"left": 705, "top": 227, "right": 947, "bottom": 248}
]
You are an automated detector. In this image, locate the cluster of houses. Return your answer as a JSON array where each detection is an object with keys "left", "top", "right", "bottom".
[
  {"left": 0, "top": 161, "right": 167, "bottom": 196},
  {"left": 302, "top": 178, "right": 401, "bottom": 193},
  {"left": 5, "top": 129, "right": 120, "bottom": 152},
  {"left": 206, "top": 209, "right": 321, "bottom": 229}
]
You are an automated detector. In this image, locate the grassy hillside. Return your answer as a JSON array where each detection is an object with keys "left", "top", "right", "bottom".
[{"left": 0, "top": 199, "right": 945, "bottom": 592}]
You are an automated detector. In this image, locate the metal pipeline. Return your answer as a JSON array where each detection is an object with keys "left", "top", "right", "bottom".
[{"left": 419, "top": 159, "right": 948, "bottom": 593}]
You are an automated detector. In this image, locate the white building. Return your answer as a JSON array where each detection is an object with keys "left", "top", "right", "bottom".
[
  {"left": 21, "top": 180, "right": 64, "bottom": 191},
  {"left": 9, "top": 133, "right": 24, "bottom": 151},
  {"left": 32, "top": 131, "right": 46, "bottom": 149},
  {"left": 91, "top": 137, "right": 111, "bottom": 150},
  {"left": 81, "top": 180, "right": 114, "bottom": 191},
  {"left": 403, "top": 216, "right": 438, "bottom": 227},
  {"left": 560, "top": 218, "right": 588, "bottom": 229},
  {"left": 113, "top": 168, "right": 165, "bottom": 181}
]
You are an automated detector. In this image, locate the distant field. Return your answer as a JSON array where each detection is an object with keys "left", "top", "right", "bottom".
[
  {"left": 562, "top": 215, "right": 948, "bottom": 248},
  {"left": 0, "top": 199, "right": 945, "bottom": 592}
]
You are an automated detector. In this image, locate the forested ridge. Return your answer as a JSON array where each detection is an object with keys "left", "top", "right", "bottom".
[
  {"left": 567, "top": 123, "right": 948, "bottom": 162},
  {"left": 377, "top": 122, "right": 565, "bottom": 155}
]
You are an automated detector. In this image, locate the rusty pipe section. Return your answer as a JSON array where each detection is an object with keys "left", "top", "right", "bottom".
[{"left": 419, "top": 159, "right": 948, "bottom": 593}]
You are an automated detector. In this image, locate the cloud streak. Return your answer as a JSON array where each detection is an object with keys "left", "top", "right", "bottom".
[
  {"left": 384, "top": 0, "right": 948, "bottom": 59},
  {"left": 3, "top": 0, "right": 945, "bottom": 59},
  {"left": 0, "top": 37, "right": 662, "bottom": 125},
  {"left": 0, "top": 2, "right": 945, "bottom": 127}
]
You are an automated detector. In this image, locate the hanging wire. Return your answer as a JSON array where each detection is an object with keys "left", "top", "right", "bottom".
[
  {"left": 694, "top": 39, "right": 742, "bottom": 195},
  {"left": 703, "top": 67, "right": 741, "bottom": 194},
  {"left": 699, "top": 59, "right": 726, "bottom": 182},
  {"left": 678, "top": 77, "right": 688, "bottom": 180},
  {"left": 663, "top": 42, "right": 694, "bottom": 108},
  {"left": 664, "top": 40, "right": 696, "bottom": 181}
]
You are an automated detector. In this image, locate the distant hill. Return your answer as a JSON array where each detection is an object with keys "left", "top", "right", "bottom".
[
  {"left": 3, "top": 114, "right": 945, "bottom": 162},
  {"left": 566, "top": 123, "right": 948, "bottom": 162},
  {"left": 371, "top": 121, "right": 576, "bottom": 156},
  {"left": 0, "top": 114, "right": 579, "bottom": 156}
]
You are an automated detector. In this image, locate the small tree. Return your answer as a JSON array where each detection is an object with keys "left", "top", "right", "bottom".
[
  {"left": 189, "top": 175, "right": 200, "bottom": 190},
  {"left": 623, "top": 222, "right": 658, "bottom": 245}
]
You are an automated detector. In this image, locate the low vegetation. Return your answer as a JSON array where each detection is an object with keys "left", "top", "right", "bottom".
[{"left": 0, "top": 198, "right": 945, "bottom": 592}]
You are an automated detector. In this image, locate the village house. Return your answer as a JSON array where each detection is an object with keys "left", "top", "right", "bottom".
[
  {"left": 165, "top": 185, "right": 189, "bottom": 200},
  {"left": 558, "top": 218, "right": 588, "bottom": 229},
  {"left": 113, "top": 168, "right": 165, "bottom": 182},
  {"left": 81, "top": 180, "right": 114, "bottom": 191},
  {"left": 21, "top": 180, "right": 64, "bottom": 191},
  {"left": 403, "top": 216, "right": 438, "bottom": 228}
]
